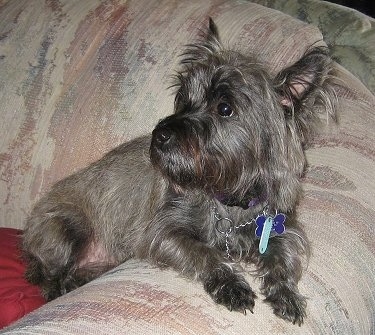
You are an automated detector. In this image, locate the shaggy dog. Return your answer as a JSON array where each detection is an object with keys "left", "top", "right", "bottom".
[{"left": 23, "top": 19, "right": 336, "bottom": 325}]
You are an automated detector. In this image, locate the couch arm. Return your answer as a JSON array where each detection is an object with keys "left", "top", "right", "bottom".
[
  {"left": 2, "top": 239, "right": 374, "bottom": 335},
  {"left": 1, "top": 0, "right": 374, "bottom": 334}
]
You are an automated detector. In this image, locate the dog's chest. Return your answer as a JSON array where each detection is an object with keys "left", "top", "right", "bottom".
[{"left": 203, "top": 201, "right": 259, "bottom": 256}]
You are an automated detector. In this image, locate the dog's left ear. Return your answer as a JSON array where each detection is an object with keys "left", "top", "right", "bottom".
[
  {"left": 205, "top": 18, "right": 222, "bottom": 53},
  {"left": 181, "top": 18, "right": 223, "bottom": 63},
  {"left": 274, "top": 47, "right": 335, "bottom": 117}
]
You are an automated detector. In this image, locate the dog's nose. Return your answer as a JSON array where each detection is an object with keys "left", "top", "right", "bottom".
[
  {"left": 153, "top": 128, "right": 173, "bottom": 148},
  {"left": 156, "top": 129, "right": 171, "bottom": 143}
]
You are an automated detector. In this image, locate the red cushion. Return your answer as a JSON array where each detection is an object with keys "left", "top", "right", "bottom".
[{"left": 0, "top": 228, "right": 46, "bottom": 329}]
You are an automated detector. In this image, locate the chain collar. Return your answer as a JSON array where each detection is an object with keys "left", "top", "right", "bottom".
[{"left": 212, "top": 201, "right": 286, "bottom": 260}]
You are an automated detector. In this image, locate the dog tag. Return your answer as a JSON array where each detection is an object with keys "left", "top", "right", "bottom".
[{"left": 259, "top": 217, "right": 273, "bottom": 254}]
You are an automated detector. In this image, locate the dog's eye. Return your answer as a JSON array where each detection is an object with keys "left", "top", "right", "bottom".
[{"left": 217, "top": 103, "right": 233, "bottom": 117}]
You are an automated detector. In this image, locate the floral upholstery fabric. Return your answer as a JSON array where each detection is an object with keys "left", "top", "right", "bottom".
[{"left": 0, "top": 0, "right": 374, "bottom": 334}]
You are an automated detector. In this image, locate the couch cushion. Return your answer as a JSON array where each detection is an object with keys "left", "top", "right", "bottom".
[
  {"left": 253, "top": 0, "right": 375, "bottom": 94},
  {"left": 0, "top": 0, "right": 374, "bottom": 334}
]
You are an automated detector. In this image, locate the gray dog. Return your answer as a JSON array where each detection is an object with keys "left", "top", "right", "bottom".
[{"left": 22, "top": 19, "right": 336, "bottom": 325}]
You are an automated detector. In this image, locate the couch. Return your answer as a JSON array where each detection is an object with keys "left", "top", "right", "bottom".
[{"left": 0, "top": 0, "right": 374, "bottom": 334}]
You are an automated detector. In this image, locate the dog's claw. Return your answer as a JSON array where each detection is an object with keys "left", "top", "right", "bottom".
[{"left": 243, "top": 307, "right": 254, "bottom": 315}]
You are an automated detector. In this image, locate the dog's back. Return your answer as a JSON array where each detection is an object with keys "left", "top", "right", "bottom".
[{"left": 22, "top": 135, "right": 166, "bottom": 299}]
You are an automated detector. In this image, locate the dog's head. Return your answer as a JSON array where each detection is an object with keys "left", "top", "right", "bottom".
[{"left": 150, "top": 19, "right": 335, "bottom": 211}]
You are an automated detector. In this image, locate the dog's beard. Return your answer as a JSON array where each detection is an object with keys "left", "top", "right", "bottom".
[
  {"left": 150, "top": 136, "right": 200, "bottom": 191},
  {"left": 150, "top": 115, "right": 202, "bottom": 191},
  {"left": 150, "top": 116, "right": 259, "bottom": 200}
]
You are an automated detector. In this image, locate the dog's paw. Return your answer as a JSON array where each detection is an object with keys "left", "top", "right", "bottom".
[
  {"left": 214, "top": 278, "right": 257, "bottom": 314},
  {"left": 265, "top": 286, "right": 307, "bottom": 326},
  {"left": 204, "top": 266, "right": 256, "bottom": 314}
]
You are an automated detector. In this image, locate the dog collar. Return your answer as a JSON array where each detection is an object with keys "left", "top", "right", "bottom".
[
  {"left": 213, "top": 203, "right": 286, "bottom": 258},
  {"left": 214, "top": 192, "right": 265, "bottom": 209}
]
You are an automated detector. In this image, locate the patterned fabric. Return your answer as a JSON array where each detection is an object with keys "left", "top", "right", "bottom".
[
  {"left": 254, "top": 0, "right": 375, "bottom": 94},
  {"left": 0, "top": 0, "right": 374, "bottom": 334}
]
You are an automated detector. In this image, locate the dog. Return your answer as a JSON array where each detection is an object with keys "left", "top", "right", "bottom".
[{"left": 22, "top": 19, "right": 336, "bottom": 325}]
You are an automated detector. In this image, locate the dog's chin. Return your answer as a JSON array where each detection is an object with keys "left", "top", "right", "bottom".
[
  {"left": 150, "top": 137, "right": 258, "bottom": 201},
  {"left": 151, "top": 156, "right": 247, "bottom": 201},
  {"left": 150, "top": 148, "right": 196, "bottom": 192}
]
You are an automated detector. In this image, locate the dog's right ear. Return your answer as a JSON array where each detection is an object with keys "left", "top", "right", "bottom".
[{"left": 180, "top": 18, "right": 223, "bottom": 64}]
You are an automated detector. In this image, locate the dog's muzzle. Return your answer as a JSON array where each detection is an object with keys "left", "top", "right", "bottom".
[{"left": 151, "top": 115, "right": 191, "bottom": 150}]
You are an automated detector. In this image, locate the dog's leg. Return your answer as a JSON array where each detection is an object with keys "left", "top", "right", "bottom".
[
  {"left": 151, "top": 235, "right": 256, "bottom": 313},
  {"left": 256, "top": 226, "right": 309, "bottom": 325},
  {"left": 139, "top": 204, "right": 256, "bottom": 313},
  {"left": 22, "top": 203, "right": 108, "bottom": 300},
  {"left": 202, "top": 260, "right": 257, "bottom": 314}
]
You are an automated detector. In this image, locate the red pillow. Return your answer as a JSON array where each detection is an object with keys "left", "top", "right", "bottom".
[{"left": 0, "top": 228, "right": 46, "bottom": 329}]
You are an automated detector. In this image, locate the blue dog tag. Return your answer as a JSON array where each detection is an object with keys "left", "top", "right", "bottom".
[
  {"left": 259, "top": 217, "right": 273, "bottom": 254},
  {"left": 255, "top": 213, "right": 286, "bottom": 254}
]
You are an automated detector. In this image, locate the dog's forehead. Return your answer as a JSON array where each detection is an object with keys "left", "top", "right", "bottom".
[
  {"left": 179, "top": 57, "right": 270, "bottom": 106},
  {"left": 180, "top": 62, "right": 244, "bottom": 99}
]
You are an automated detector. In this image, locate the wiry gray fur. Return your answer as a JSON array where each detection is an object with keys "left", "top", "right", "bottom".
[{"left": 22, "top": 19, "right": 336, "bottom": 325}]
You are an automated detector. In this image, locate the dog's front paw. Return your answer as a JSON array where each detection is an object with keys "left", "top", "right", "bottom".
[
  {"left": 204, "top": 266, "right": 256, "bottom": 314},
  {"left": 265, "top": 286, "right": 306, "bottom": 325},
  {"left": 214, "top": 278, "right": 256, "bottom": 314}
]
